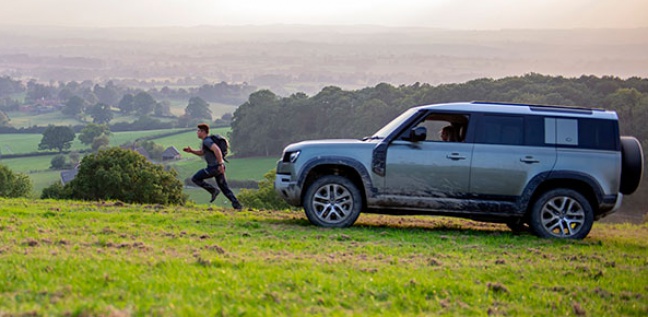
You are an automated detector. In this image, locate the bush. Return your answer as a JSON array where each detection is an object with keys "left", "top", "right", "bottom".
[
  {"left": 238, "top": 170, "right": 293, "bottom": 210},
  {"left": 50, "top": 155, "right": 67, "bottom": 169},
  {"left": 41, "top": 181, "right": 71, "bottom": 199},
  {"left": 0, "top": 164, "right": 32, "bottom": 198},
  {"left": 63, "top": 147, "right": 187, "bottom": 205}
]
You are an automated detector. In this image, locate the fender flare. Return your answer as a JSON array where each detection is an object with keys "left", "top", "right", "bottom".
[
  {"left": 297, "top": 156, "right": 376, "bottom": 197},
  {"left": 518, "top": 171, "right": 605, "bottom": 211}
]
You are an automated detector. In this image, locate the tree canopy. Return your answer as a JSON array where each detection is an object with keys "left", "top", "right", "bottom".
[
  {"left": 229, "top": 74, "right": 648, "bottom": 157},
  {"left": 79, "top": 123, "right": 111, "bottom": 146},
  {"left": 0, "top": 164, "right": 32, "bottom": 198},
  {"left": 38, "top": 125, "right": 76, "bottom": 153},
  {"left": 185, "top": 96, "right": 212, "bottom": 121}
]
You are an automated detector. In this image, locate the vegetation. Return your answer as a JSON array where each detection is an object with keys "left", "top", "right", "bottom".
[
  {"left": 0, "top": 164, "right": 31, "bottom": 198},
  {"left": 0, "top": 198, "right": 646, "bottom": 316},
  {"left": 230, "top": 75, "right": 648, "bottom": 158},
  {"left": 238, "top": 170, "right": 293, "bottom": 210},
  {"left": 78, "top": 123, "right": 111, "bottom": 146},
  {"left": 43, "top": 147, "right": 187, "bottom": 205},
  {"left": 38, "top": 125, "right": 76, "bottom": 153}
]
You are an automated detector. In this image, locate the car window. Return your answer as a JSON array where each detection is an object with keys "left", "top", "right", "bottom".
[
  {"left": 403, "top": 113, "right": 470, "bottom": 142},
  {"left": 476, "top": 115, "right": 524, "bottom": 145}
]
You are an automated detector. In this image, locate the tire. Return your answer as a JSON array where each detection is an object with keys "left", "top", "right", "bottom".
[
  {"left": 303, "top": 175, "right": 363, "bottom": 228},
  {"left": 529, "top": 189, "right": 593, "bottom": 239},
  {"left": 620, "top": 136, "right": 644, "bottom": 195}
]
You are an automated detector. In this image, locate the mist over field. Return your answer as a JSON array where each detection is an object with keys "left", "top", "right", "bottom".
[{"left": 1, "top": 25, "right": 647, "bottom": 95}]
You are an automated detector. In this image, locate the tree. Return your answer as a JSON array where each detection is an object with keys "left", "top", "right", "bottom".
[
  {"left": 88, "top": 103, "right": 114, "bottom": 124},
  {"left": 38, "top": 125, "right": 76, "bottom": 153},
  {"left": 0, "top": 164, "right": 32, "bottom": 198},
  {"left": 79, "top": 123, "right": 111, "bottom": 145},
  {"left": 133, "top": 91, "right": 156, "bottom": 116},
  {"left": 93, "top": 82, "right": 120, "bottom": 105},
  {"left": 118, "top": 94, "right": 134, "bottom": 114},
  {"left": 0, "top": 110, "right": 10, "bottom": 127},
  {"left": 185, "top": 96, "right": 212, "bottom": 121},
  {"left": 91, "top": 134, "right": 110, "bottom": 152},
  {"left": 60, "top": 147, "right": 187, "bottom": 205},
  {"left": 155, "top": 101, "right": 173, "bottom": 117},
  {"left": 62, "top": 95, "right": 85, "bottom": 117},
  {"left": 50, "top": 155, "right": 67, "bottom": 169}
]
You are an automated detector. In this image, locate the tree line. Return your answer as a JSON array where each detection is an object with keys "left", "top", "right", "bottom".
[
  {"left": 0, "top": 77, "right": 256, "bottom": 131},
  {"left": 230, "top": 74, "right": 648, "bottom": 157}
]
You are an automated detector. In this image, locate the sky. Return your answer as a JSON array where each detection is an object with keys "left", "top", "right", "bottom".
[{"left": 0, "top": 0, "right": 647, "bottom": 29}]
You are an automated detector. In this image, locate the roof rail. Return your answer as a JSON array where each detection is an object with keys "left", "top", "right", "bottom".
[{"left": 471, "top": 101, "right": 603, "bottom": 114}]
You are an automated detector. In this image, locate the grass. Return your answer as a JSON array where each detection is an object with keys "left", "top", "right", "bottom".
[{"left": 0, "top": 198, "right": 646, "bottom": 316}]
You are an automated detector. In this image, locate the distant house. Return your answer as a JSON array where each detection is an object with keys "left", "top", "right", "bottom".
[
  {"left": 60, "top": 169, "right": 79, "bottom": 185},
  {"left": 133, "top": 146, "right": 150, "bottom": 161},
  {"left": 162, "top": 146, "right": 181, "bottom": 161}
]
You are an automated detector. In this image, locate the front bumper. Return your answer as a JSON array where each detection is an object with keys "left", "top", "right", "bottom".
[{"left": 274, "top": 174, "right": 301, "bottom": 206}]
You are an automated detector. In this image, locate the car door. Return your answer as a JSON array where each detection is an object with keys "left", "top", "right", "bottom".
[
  {"left": 381, "top": 113, "right": 474, "bottom": 209},
  {"left": 469, "top": 114, "right": 556, "bottom": 197}
]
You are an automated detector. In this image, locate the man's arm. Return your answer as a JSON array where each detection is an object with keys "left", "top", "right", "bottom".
[
  {"left": 183, "top": 146, "right": 204, "bottom": 156},
  {"left": 210, "top": 143, "right": 226, "bottom": 173}
]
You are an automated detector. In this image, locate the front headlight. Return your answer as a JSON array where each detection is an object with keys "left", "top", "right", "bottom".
[{"left": 288, "top": 150, "right": 301, "bottom": 163}]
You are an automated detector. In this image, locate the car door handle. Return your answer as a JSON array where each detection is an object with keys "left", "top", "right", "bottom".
[
  {"left": 446, "top": 153, "right": 466, "bottom": 160},
  {"left": 520, "top": 156, "right": 540, "bottom": 164}
]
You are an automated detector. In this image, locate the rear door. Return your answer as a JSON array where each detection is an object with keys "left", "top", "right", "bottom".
[{"left": 469, "top": 114, "right": 556, "bottom": 197}]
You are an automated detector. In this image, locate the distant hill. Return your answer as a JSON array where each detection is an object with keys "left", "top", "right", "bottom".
[{"left": 1, "top": 25, "right": 647, "bottom": 96}]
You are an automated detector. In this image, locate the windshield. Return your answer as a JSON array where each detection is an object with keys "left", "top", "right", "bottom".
[{"left": 369, "top": 108, "right": 418, "bottom": 139}]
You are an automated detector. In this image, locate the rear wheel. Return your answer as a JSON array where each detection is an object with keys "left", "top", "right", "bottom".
[
  {"left": 303, "top": 175, "right": 362, "bottom": 228},
  {"left": 529, "top": 189, "right": 593, "bottom": 239}
]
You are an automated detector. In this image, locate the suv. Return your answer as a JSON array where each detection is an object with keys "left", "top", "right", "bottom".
[{"left": 275, "top": 102, "right": 644, "bottom": 239}]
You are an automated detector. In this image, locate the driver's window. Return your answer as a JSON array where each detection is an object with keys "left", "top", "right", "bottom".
[{"left": 411, "top": 113, "right": 469, "bottom": 142}]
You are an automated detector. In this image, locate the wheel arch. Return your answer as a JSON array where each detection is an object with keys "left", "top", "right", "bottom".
[
  {"left": 523, "top": 172, "right": 603, "bottom": 218},
  {"left": 297, "top": 157, "right": 373, "bottom": 207}
]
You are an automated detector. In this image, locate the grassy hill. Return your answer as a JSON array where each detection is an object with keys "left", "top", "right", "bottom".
[{"left": 0, "top": 198, "right": 646, "bottom": 316}]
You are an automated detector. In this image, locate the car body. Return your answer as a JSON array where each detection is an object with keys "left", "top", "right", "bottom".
[{"left": 275, "top": 101, "right": 644, "bottom": 239}]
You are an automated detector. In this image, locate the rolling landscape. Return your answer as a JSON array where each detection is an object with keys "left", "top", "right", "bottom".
[{"left": 1, "top": 4, "right": 648, "bottom": 314}]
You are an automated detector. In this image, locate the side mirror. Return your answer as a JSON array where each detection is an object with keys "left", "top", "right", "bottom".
[{"left": 410, "top": 127, "right": 427, "bottom": 142}]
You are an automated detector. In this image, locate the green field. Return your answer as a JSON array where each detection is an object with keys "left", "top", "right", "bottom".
[
  {"left": 5, "top": 111, "right": 178, "bottom": 129},
  {"left": 0, "top": 198, "right": 646, "bottom": 316},
  {"left": 0, "top": 129, "right": 191, "bottom": 155},
  {"left": 0, "top": 127, "right": 278, "bottom": 203}
]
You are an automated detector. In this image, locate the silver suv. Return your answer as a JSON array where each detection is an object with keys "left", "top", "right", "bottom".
[{"left": 275, "top": 102, "right": 644, "bottom": 239}]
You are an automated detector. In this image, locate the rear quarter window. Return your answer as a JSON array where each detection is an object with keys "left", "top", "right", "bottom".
[{"left": 578, "top": 118, "right": 618, "bottom": 151}]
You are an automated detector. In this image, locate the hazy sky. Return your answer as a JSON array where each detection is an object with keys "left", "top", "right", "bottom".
[{"left": 1, "top": 0, "right": 647, "bottom": 29}]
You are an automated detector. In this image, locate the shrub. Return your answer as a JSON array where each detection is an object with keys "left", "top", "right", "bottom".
[
  {"left": 0, "top": 164, "right": 32, "bottom": 198},
  {"left": 64, "top": 147, "right": 187, "bottom": 205},
  {"left": 50, "top": 155, "right": 67, "bottom": 169},
  {"left": 238, "top": 170, "right": 293, "bottom": 210},
  {"left": 41, "top": 181, "right": 71, "bottom": 199}
]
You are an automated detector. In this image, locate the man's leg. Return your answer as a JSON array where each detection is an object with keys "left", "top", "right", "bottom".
[
  {"left": 215, "top": 172, "right": 242, "bottom": 209},
  {"left": 191, "top": 168, "right": 220, "bottom": 202}
]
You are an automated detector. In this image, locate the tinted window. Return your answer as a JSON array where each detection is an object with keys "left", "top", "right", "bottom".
[
  {"left": 579, "top": 118, "right": 618, "bottom": 150},
  {"left": 525, "top": 116, "right": 545, "bottom": 146},
  {"left": 476, "top": 115, "right": 524, "bottom": 145}
]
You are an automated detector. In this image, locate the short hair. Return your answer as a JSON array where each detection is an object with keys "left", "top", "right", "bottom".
[{"left": 197, "top": 123, "right": 209, "bottom": 134}]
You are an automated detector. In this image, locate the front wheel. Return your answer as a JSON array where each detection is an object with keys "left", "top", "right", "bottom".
[
  {"left": 303, "top": 175, "right": 362, "bottom": 228},
  {"left": 529, "top": 189, "right": 593, "bottom": 239}
]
